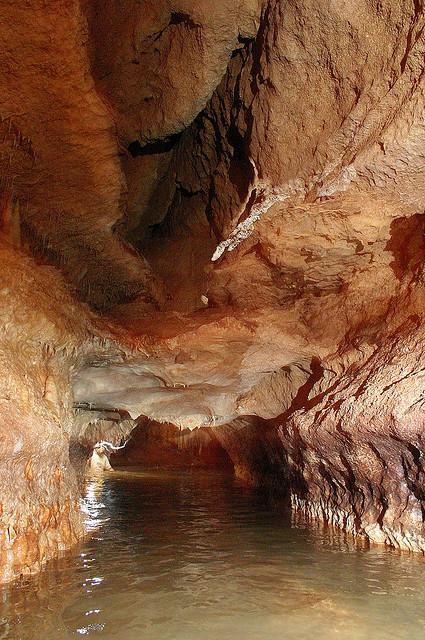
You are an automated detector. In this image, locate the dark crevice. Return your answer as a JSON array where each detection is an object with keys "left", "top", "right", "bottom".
[
  {"left": 277, "top": 357, "right": 325, "bottom": 421},
  {"left": 128, "top": 133, "right": 183, "bottom": 157},
  {"left": 174, "top": 180, "right": 202, "bottom": 199},
  {"left": 231, "top": 34, "right": 256, "bottom": 58},
  {"left": 385, "top": 213, "right": 425, "bottom": 281},
  {"left": 226, "top": 123, "right": 256, "bottom": 202},
  {"left": 169, "top": 12, "right": 199, "bottom": 30},
  {"left": 400, "top": 0, "right": 424, "bottom": 73},
  {"left": 150, "top": 11, "right": 200, "bottom": 44},
  {"left": 376, "top": 495, "right": 389, "bottom": 527},
  {"left": 239, "top": 188, "right": 258, "bottom": 224},
  {"left": 238, "top": 34, "right": 255, "bottom": 45}
]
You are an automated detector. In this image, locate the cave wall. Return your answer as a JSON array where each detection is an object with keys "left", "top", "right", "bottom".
[
  {"left": 127, "top": 0, "right": 425, "bottom": 549},
  {"left": 111, "top": 418, "right": 233, "bottom": 469},
  {"left": 0, "top": 237, "right": 138, "bottom": 581},
  {"left": 0, "top": 240, "right": 88, "bottom": 582},
  {"left": 0, "top": 0, "right": 167, "bottom": 311},
  {"left": 137, "top": 0, "right": 425, "bottom": 308}
]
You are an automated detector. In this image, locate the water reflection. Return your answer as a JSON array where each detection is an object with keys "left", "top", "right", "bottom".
[
  {"left": 81, "top": 474, "right": 109, "bottom": 533},
  {"left": 1, "top": 469, "right": 425, "bottom": 639}
]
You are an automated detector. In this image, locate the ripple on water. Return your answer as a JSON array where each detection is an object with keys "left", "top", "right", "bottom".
[{"left": 1, "top": 469, "right": 425, "bottom": 640}]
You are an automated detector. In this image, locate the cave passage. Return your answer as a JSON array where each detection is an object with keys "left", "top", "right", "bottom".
[
  {"left": 2, "top": 469, "right": 425, "bottom": 640},
  {"left": 1, "top": 0, "right": 425, "bottom": 637}
]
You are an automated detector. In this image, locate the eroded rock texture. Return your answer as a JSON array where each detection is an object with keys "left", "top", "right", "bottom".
[
  {"left": 0, "top": 239, "right": 138, "bottom": 581},
  {"left": 1, "top": 0, "right": 425, "bottom": 580},
  {"left": 111, "top": 418, "right": 233, "bottom": 469}
]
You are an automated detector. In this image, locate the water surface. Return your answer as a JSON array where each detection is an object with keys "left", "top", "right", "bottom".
[{"left": 1, "top": 468, "right": 425, "bottom": 639}]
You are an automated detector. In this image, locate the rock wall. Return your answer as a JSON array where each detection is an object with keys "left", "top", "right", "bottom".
[
  {"left": 0, "top": 239, "right": 136, "bottom": 581},
  {"left": 0, "top": 240, "right": 84, "bottom": 581},
  {"left": 128, "top": 0, "right": 425, "bottom": 550},
  {"left": 112, "top": 418, "right": 233, "bottom": 469}
]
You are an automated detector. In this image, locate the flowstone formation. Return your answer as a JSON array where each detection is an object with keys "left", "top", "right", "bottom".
[{"left": 1, "top": 0, "right": 425, "bottom": 580}]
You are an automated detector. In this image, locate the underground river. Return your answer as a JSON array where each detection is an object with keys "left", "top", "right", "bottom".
[{"left": 1, "top": 468, "right": 425, "bottom": 640}]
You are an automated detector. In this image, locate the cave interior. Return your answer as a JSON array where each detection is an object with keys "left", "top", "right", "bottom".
[{"left": 1, "top": 0, "right": 425, "bottom": 592}]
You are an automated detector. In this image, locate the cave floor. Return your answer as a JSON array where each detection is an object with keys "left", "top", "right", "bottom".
[{"left": 1, "top": 469, "right": 425, "bottom": 640}]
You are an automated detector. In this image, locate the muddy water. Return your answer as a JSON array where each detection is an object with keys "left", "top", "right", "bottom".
[{"left": 1, "top": 469, "right": 425, "bottom": 639}]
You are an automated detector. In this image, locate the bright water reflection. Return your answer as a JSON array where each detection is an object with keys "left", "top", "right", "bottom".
[{"left": 1, "top": 469, "right": 425, "bottom": 639}]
